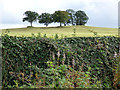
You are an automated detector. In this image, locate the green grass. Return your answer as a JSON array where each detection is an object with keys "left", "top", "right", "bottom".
[{"left": 1, "top": 25, "right": 118, "bottom": 37}]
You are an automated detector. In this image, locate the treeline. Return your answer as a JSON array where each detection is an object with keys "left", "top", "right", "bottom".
[{"left": 23, "top": 9, "right": 89, "bottom": 27}]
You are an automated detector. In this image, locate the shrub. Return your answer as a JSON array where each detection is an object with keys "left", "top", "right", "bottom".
[{"left": 2, "top": 34, "right": 119, "bottom": 88}]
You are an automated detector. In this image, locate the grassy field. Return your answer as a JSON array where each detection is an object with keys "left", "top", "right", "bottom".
[{"left": 1, "top": 25, "right": 118, "bottom": 37}]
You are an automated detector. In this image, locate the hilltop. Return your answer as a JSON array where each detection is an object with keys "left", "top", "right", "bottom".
[{"left": 1, "top": 25, "right": 118, "bottom": 37}]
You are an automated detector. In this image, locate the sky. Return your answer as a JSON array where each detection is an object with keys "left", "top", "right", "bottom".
[{"left": 0, "top": 0, "right": 119, "bottom": 29}]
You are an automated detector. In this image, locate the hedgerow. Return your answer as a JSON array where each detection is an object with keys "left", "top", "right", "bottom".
[{"left": 2, "top": 34, "right": 119, "bottom": 88}]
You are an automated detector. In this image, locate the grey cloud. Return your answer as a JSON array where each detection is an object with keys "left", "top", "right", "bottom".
[
  {"left": 0, "top": 0, "right": 118, "bottom": 28},
  {"left": 1, "top": 12, "right": 21, "bottom": 24}
]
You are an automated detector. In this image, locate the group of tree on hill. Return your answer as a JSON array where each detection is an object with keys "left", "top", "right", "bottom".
[{"left": 23, "top": 9, "right": 89, "bottom": 27}]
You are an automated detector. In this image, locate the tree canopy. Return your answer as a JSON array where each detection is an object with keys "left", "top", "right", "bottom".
[
  {"left": 52, "top": 11, "right": 70, "bottom": 26},
  {"left": 23, "top": 9, "right": 89, "bottom": 27},
  {"left": 66, "top": 9, "right": 76, "bottom": 25},
  {"left": 23, "top": 11, "right": 39, "bottom": 27},
  {"left": 75, "top": 10, "right": 89, "bottom": 25},
  {"left": 38, "top": 13, "right": 52, "bottom": 27}
]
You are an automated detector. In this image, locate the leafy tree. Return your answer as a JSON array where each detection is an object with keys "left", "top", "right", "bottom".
[
  {"left": 66, "top": 9, "right": 76, "bottom": 25},
  {"left": 75, "top": 10, "right": 89, "bottom": 25},
  {"left": 38, "top": 13, "right": 52, "bottom": 27},
  {"left": 23, "top": 11, "right": 39, "bottom": 27},
  {"left": 52, "top": 10, "right": 70, "bottom": 27}
]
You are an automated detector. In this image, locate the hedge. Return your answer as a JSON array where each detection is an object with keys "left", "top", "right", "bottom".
[{"left": 2, "top": 34, "right": 119, "bottom": 88}]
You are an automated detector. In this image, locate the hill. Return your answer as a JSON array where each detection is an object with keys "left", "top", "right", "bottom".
[{"left": 1, "top": 25, "right": 118, "bottom": 37}]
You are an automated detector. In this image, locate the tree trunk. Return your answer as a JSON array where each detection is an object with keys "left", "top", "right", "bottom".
[
  {"left": 64, "top": 23, "right": 66, "bottom": 26},
  {"left": 60, "top": 22, "right": 62, "bottom": 27},
  {"left": 46, "top": 24, "right": 48, "bottom": 27},
  {"left": 30, "top": 22, "right": 32, "bottom": 27},
  {"left": 72, "top": 19, "right": 74, "bottom": 25}
]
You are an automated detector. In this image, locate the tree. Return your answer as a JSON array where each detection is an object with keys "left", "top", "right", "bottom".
[
  {"left": 66, "top": 9, "right": 76, "bottom": 25},
  {"left": 38, "top": 13, "right": 52, "bottom": 27},
  {"left": 52, "top": 10, "right": 70, "bottom": 27},
  {"left": 23, "top": 11, "right": 39, "bottom": 27},
  {"left": 74, "top": 10, "right": 89, "bottom": 25}
]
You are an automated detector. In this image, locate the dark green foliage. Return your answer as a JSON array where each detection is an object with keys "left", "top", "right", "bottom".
[
  {"left": 23, "top": 11, "right": 39, "bottom": 27},
  {"left": 2, "top": 34, "right": 119, "bottom": 88},
  {"left": 66, "top": 9, "right": 76, "bottom": 25},
  {"left": 52, "top": 11, "right": 70, "bottom": 26},
  {"left": 38, "top": 13, "right": 52, "bottom": 27},
  {"left": 75, "top": 10, "right": 89, "bottom": 25},
  {"left": 59, "top": 37, "right": 119, "bottom": 87},
  {"left": 23, "top": 9, "right": 89, "bottom": 27}
]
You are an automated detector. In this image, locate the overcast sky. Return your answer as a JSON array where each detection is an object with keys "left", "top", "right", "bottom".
[{"left": 0, "top": 0, "right": 119, "bottom": 29}]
